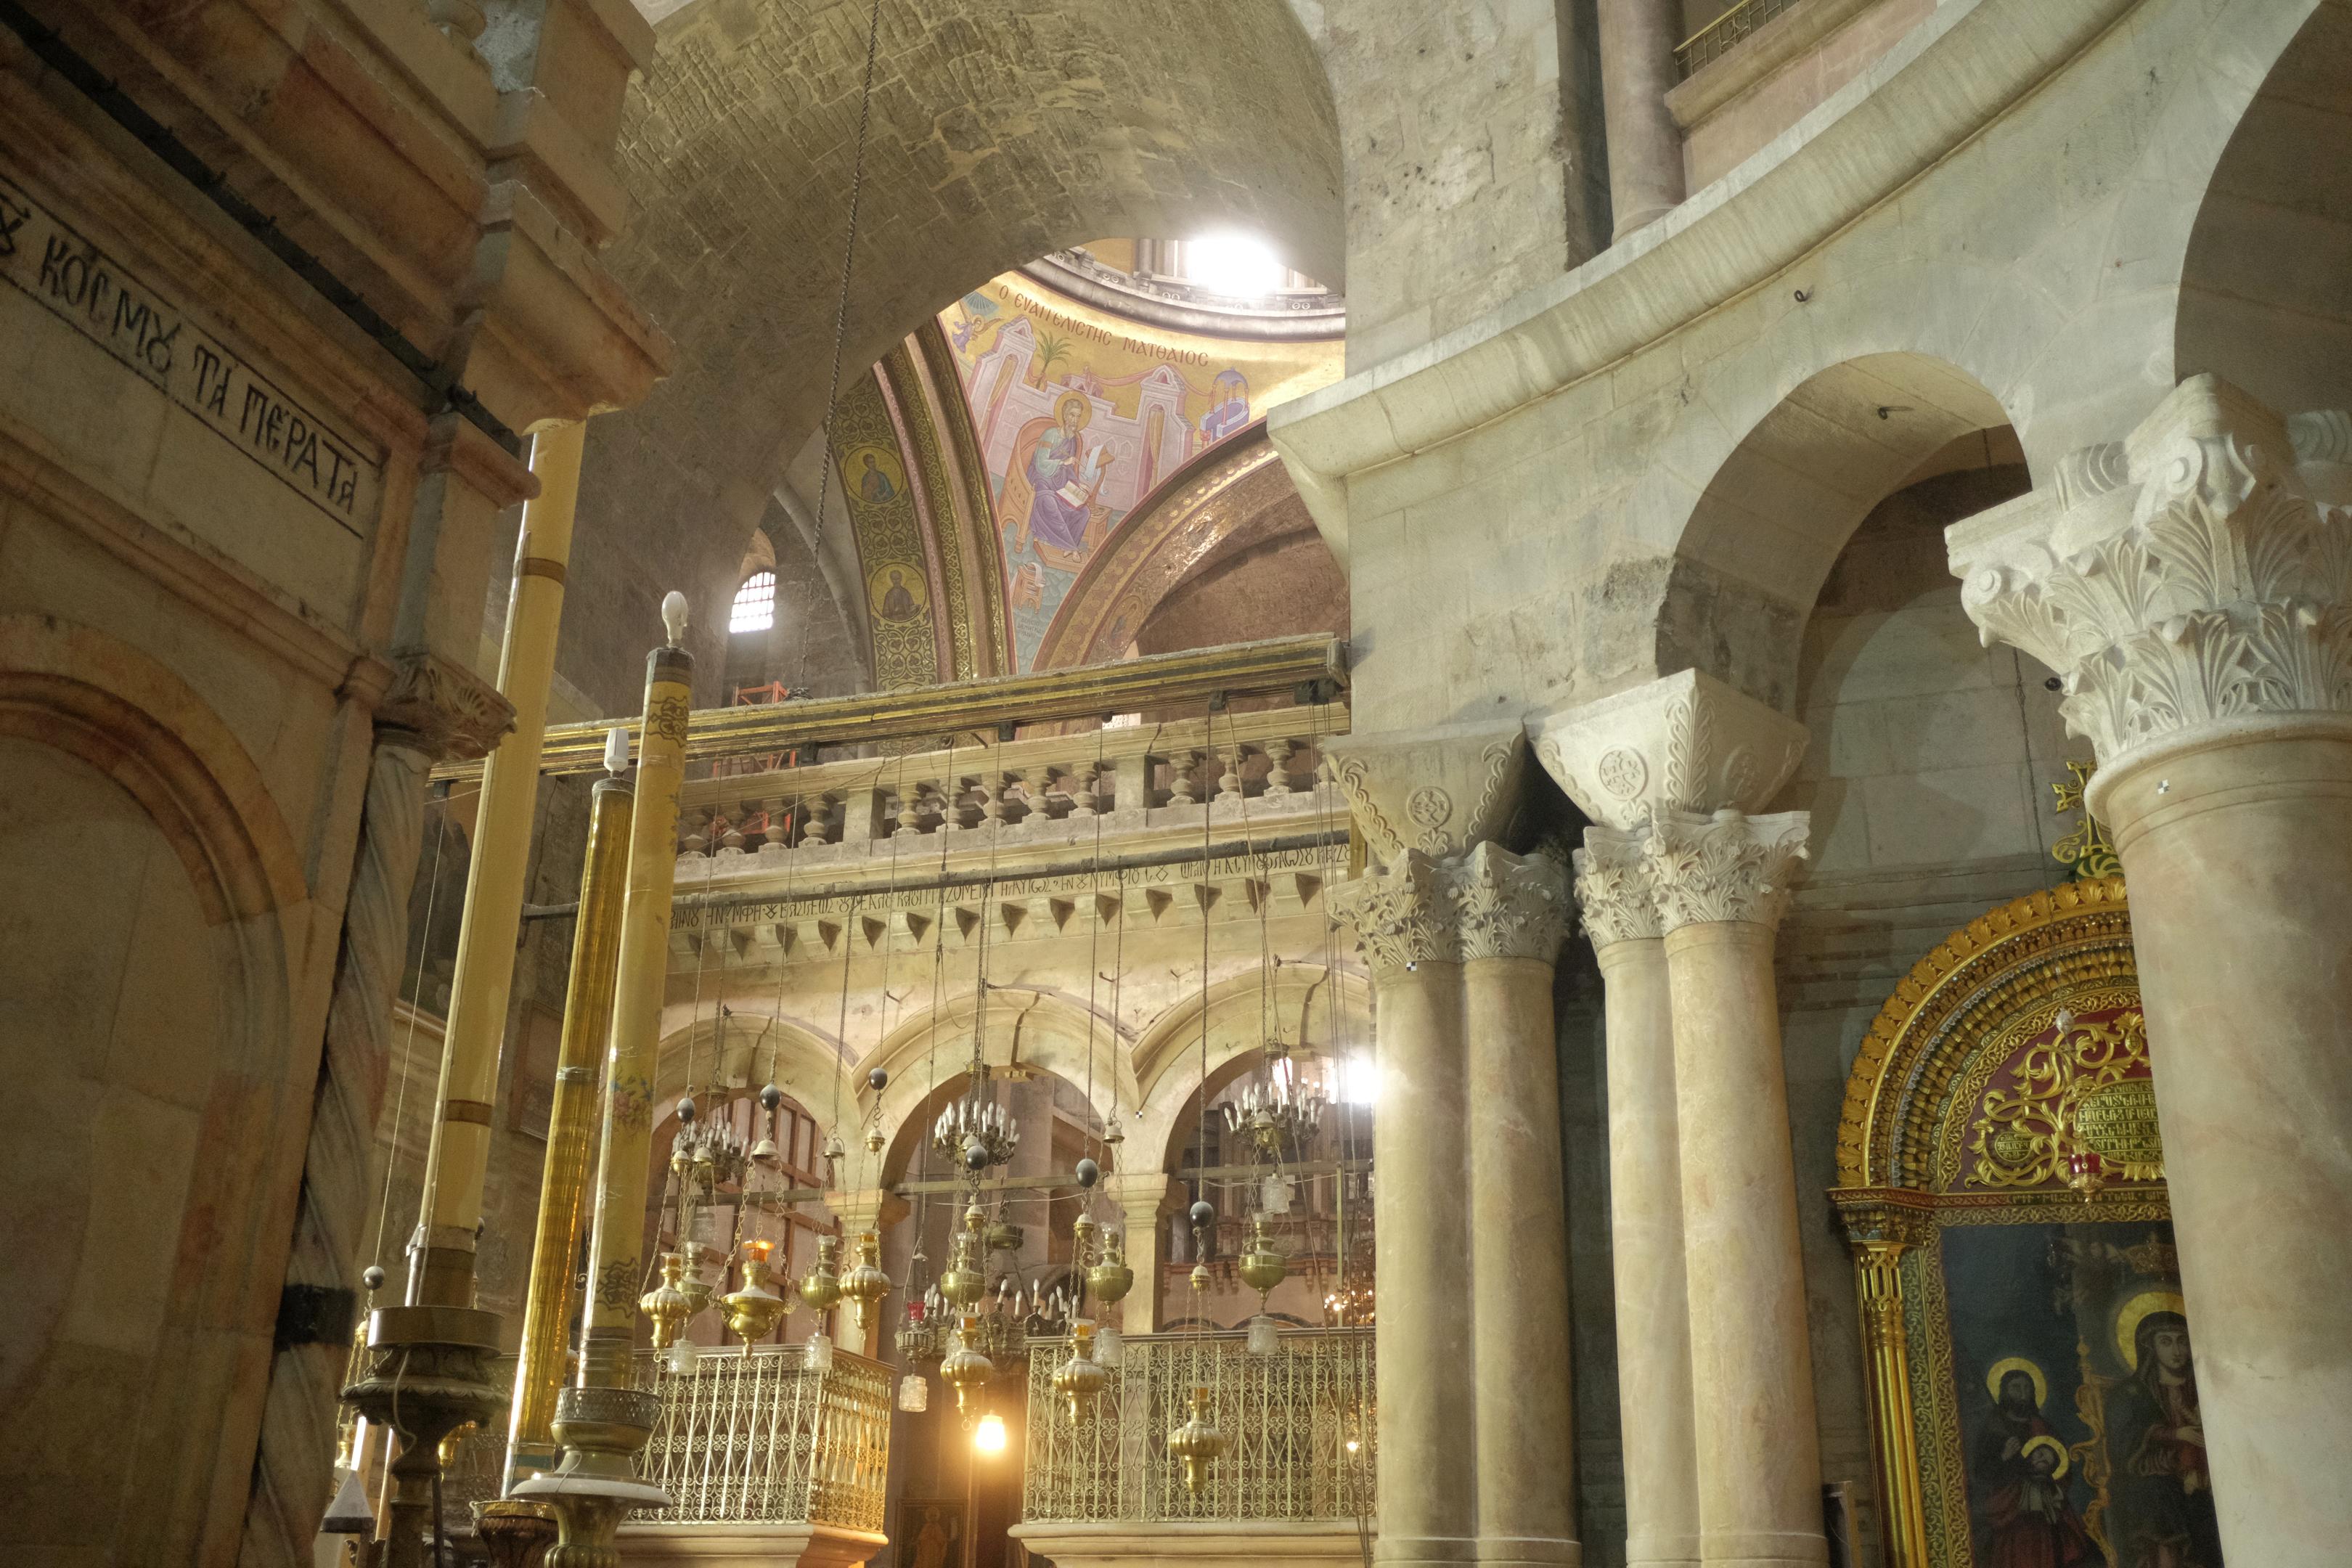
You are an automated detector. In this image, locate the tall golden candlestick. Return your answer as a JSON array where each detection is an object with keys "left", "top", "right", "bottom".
[
  {"left": 516, "top": 596, "right": 694, "bottom": 1560},
  {"left": 411, "top": 419, "right": 589, "bottom": 1307},
  {"left": 502, "top": 731, "right": 635, "bottom": 1488}
]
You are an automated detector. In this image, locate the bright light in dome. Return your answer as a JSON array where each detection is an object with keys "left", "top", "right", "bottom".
[
  {"left": 1184, "top": 233, "right": 1286, "bottom": 298},
  {"left": 974, "top": 1412, "right": 1008, "bottom": 1454},
  {"left": 1341, "top": 1055, "right": 1379, "bottom": 1106}
]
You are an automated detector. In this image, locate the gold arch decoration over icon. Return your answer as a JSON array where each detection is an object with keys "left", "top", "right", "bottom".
[
  {"left": 2115, "top": 1289, "right": 2188, "bottom": 1371},
  {"left": 2020, "top": 1434, "right": 2070, "bottom": 1480},
  {"left": 1827, "top": 875, "right": 2171, "bottom": 1568},
  {"left": 1985, "top": 1355, "right": 2049, "bottom": 1410}
]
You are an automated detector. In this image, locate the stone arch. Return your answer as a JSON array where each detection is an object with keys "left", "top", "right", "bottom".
[
  {"left": 1649, "top": 352, "right": 2017, "bottom": 710},
  {"left": 2174, "top": 0, "right": 2352, "bottom": 417},
  {"left": 864, "top": 985, "right": 1136, "bottom": 1185},
  {"left": 1130, "top": 962, "right": 1372, "bottom": 1174},
  {"left": 0, "top": 613, "right": 304, "bottom": 1561},
  {"left": 649, "top": 1007, "right": 860, "bottom": 1143}
]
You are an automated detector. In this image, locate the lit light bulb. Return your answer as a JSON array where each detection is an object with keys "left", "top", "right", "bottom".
[{"left": 974, "top": 1411, "right": 1008, "bottom": 1454}]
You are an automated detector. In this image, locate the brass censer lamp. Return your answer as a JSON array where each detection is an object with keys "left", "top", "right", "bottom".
[
  {"left": 721, "top": 1240, "right": 788, "bottom": 1351},
  {"left": 1166, "top": 1384, "right": 1228, "bottom": 1494}
]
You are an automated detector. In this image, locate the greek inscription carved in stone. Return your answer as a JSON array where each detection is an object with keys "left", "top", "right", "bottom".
[{"left": 0, "top": 171, "right": 379, "bottom": 534}]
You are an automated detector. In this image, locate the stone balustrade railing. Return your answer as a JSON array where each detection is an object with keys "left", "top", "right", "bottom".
[
  {"left": 674, "top": 706, "right": 1346, "bottom": 862},
  {"left": 1021, "top": 1327, "right": 1375, "bottom": 1524}
]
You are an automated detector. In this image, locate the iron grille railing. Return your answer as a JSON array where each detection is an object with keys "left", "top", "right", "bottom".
[
  {"left": 1021, "top": 1328, "right": 1375, "bottom": 1524},
  {"left": 1675, "top": 0, "right": 1803, "bottom": 76},
  {"left": 440, "top": 1347, "right": 889, "bottom": 1530}
]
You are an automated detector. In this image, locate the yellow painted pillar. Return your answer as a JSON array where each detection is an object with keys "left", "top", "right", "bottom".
[
  {"left": 409, "top": 420, "right": 588, "bottom": 1306},
  {"left": 515, "top": 603, "right": 693, "bottom": 1551},
  {"left": 503, "top": 734, "right": 634, "bottom": 1488}
]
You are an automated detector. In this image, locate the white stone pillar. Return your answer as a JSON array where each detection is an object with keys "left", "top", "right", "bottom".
[
  {"left": 1334, "top": 853, "right": 1477, "bottom": 1568},
  {"left": 1534, "top": 673, "right": 1813, "bottom": 1568},
  {"left": 1951, "top": 375, "right": 2352, "bottom": 1568},
  {"left": 1649, "top": 809, "right": 1823, "bottom": 1568},
  {"left": 1597, "top": 0, "right": 1687, "bottom": 238},
  {"left": 1328, "top": 722, "right": 1546, "bottom": 1568},
  {"left": 1458, "top": 845, "right": 1580, "bottom": 1568},
  {"left": 1572, "top": 826, "right": 1698, "bottom": 1568}
]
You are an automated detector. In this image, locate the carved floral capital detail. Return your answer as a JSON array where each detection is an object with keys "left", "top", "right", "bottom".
[
  {"left": 375, "top": 647, "right": 515, "bottom": 762},
  {"left": 1329, "top": 842, "right": 1569, "bottom": 975},
  {"left": 1644, "top": 807, "right": 1810, "bottom": 932},
  {"left": 1572, "top": 824, "right": 1660, "bottom": 948},
  {"left": 1950, "top": 375, "right": 2352, "bottom": 772}
]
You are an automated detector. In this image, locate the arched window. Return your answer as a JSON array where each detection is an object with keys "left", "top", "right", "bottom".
[{"left": 730, "top": 570, "right": 776, "bottom": 634}]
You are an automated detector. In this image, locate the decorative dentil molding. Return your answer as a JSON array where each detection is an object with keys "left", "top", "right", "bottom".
[
  {"left": 1644, "top": 807, "right": 1810, "bottom": 932},
  {"left": 1530, "top": 668, "right": 1808, "bottom": 830},
  {"left": 1323, "top": 721, "right": 1527, "bottom": 862},
  {"left": 1328, "top": 842, "right": 1568, "bottom": 974},
  {"left": 375, "top": 646, "right": 516, "bottom": 761},
  {"left": 1949, "top": 375, "right": 2352, "bottom": 773},
  {"left": 1572, "top": 823, "right": 1661, "bottom": 948}
]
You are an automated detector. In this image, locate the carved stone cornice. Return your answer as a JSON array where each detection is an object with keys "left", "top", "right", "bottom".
[
  {"left": 1329, "top": 843, "right": 1569, "bottom": 973},
  {"left": 376, "top": 647, "right": 517, "bottom": 761},
  {"left": 1644, "top": 808, "right": 1810, "bottom": 932},
  {"left": 1323, "top": 721, "right": 1528, "bottom": 862},
  {"left": 1950, "top": 375, "right": 2352, "bottom": 780},
  {"left": 1530, "top": 669, "right": 1808, "bottom": 830},
  {"left": 1572, "top": 824, "right": 1661, "bottom": 948},
  {"left": 1450, "top": 841, "right": 1571, "bottom": 963}
]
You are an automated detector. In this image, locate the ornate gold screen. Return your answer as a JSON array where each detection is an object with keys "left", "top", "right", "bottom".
[{"left": 1827, "top": 877, "right": 2194, "bottom": 1568}]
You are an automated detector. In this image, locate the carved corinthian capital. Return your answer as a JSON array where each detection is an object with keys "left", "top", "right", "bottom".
[
  {"left": 1331, "top": 843, "right": 1569, "bottom": 973},
  {"left": 1530, "top": 669, "right": 1808, "bottom": 830},
  {"left": 1329, "top": 850, "right": 1459, "bottom": 975},
  {"left": 1645, "top": 808, "right": 1810, "bottom": 932},
  {"left": 1949, "top": 375, "right": 2352, "bottom": 777},
  {"left": 1572, "top": 824, "right": 1660, "bottom": 948},
  {"left": 1450, "top": 841, "right": 1570, "bottom": 963}
]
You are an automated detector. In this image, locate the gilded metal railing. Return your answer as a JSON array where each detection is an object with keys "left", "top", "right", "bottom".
[
  {"left": 1021, "top": 1328, "right": 1375, "bottom": 1524},
  {"left": 438, "top": 1347, "right": 889, "bottom": 1531},
  {"left": 641, "top": 1347, "right": 891, "bottom": 1529},
  {"left": 1675, "top": 0, "right": 1802, "bottom": 76}
]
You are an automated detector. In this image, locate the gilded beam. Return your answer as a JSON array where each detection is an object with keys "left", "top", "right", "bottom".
[{"left": 429, "top": 633, "right": 1348, "bottom": 783}]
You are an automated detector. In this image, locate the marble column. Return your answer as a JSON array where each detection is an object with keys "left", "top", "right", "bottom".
[
  {"left": 1596, "top": 0, "right": 1687, "bottom": 239},
  {"left": 1572, "top": 826, "right": 1698, "bottom": 1568},
  {"left": 1649, "top": 808, "right": 1821, "bottom": 1568},
  {"left": 1951, "top": 376, "right": 2352, "bottom": 1568},
  {"left": 1535, "top": 669, "right": 1812, "bottom": 1568},
  {"left": 1459, "top": 844, "right": 1580, "bottom": 1568},
  {"left": 1331, "top": 852, "right": 1477, "bottom": 1568}
]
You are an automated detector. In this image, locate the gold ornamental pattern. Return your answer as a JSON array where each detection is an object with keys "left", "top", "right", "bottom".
[{"left": 1954, "top": 995, "right": 2160, "bottom": 1191}]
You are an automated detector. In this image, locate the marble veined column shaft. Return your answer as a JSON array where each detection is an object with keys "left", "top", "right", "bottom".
[
  {"left": 1951, "top": 376, "right": 2352, "bottom": 1567},
  {"left": 1649, "top": 809, "right": 1824, "bottom": 1568},
  {"left": 1574, "top": 826, "right": 1697, "bottom": 1568}
]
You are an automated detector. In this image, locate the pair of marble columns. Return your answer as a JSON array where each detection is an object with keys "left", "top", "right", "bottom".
[
  {"left": 1327, "top": 731, "right": 1585, "bottom": 1568},
  {"left": 1535, "top": 672, "right": 1828, "bottom": 1568}
]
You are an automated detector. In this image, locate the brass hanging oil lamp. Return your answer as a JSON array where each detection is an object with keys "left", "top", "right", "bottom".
[
  {"left": 640, "top": 1251, "right": 696, "bottom": 1352},
  {"left": 1166, "top": 1384, "right": 1227, "bottom": 1493},
  {"left": 721, "top": 1240, "right": 788, "bottom": 1351},
  {"left": 840, "top": 1229, "right": 893, "bottom": 1335},
  {"left": 1051, "top": 1319, "right": 1109, "bottom": 1421},
  {"left": 940, "top": 1313, "right": 995, "bottom": 1420},
  {"left": 799, "top": 1232, "right": 843, "bottom": 1313}
]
